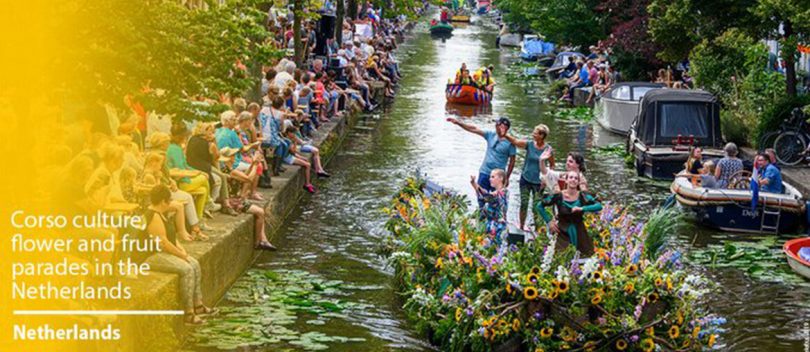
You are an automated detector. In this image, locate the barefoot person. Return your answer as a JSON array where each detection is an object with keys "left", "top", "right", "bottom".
[
  {"left": 448, "top": 117, "right": 516, "bottom": 209},
  {"left": 536, "top": 171, "right": 602, "bottom": 255},
  {"left": 505, "top": 124, "right": 554, "bottom": 230}
]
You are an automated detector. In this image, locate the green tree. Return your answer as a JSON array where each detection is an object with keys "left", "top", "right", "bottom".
[
  {"left": 494, "top": 0, "right": 606, "bottom": 48},
  {"left": 751, "top": 0, "right": 810, "bottom": 97}
]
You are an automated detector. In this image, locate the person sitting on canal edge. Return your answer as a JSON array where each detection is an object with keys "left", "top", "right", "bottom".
[
  {"left": 755, "top": 152, "right": 783, "bottom": 194},
  {"left": 447, "top": 116, "right": 516, "bottom": 209}
]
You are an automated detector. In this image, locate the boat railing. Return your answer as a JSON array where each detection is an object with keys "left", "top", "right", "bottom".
[{"left": 671, "top": 135, "right": 695, "bottom": 151}]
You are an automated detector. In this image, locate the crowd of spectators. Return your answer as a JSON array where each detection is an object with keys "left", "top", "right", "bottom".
[{"left": 53, "top": 2, "right": 423, "bottom": 325}]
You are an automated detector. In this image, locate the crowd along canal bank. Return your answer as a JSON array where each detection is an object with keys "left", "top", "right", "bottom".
[
  {"left": 116, "top": 32, "right": 416, "bottom": 352},
  {"left": 178, "top": 11, "right": 810, "bottom": 352}
]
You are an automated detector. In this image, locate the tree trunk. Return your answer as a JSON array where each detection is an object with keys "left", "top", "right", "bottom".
[
  {"left": 348, "top": 0, "right": 357, "bottom": 20},
  {"left": 783, "top": 20, "right": 797, "bottom": 97},
  {"left": 336, "top": 0, "right": 345, "bottom": 46},
  {"left": 293, "top": 0, "right": 304, "bottom": 67}
]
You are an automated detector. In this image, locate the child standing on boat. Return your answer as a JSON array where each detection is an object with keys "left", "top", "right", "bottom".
[{"left": 470, "top": 169, "right": 508, "bottom": 247}]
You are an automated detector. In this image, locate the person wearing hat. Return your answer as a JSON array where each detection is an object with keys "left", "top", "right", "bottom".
[{"left": 447, "top": 117, "right": 517, "bottom": 209}]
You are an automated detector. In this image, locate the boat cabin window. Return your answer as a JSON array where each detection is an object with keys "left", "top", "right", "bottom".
[
  {"left": 659, "top": 103, "right": 709, "bottom": 138},
  {"left": 632, "top": 87, "right": 657, "bottom": 101},
  {"left": 612, "top": 86, "right": 631, "bottom": 100}
]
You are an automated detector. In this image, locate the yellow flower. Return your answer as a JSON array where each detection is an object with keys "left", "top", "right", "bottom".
[
  {"left": 666, "top": 276, "right": 674, "bottom": 291},
  {"left": 482, "top": 328, "right": 491, "bottom": 339},
  {"left": 498, "top": 319, "right": 508, "bottom": 330},
  {"left": 624, "top": 282, "right": 635, "bottom": 294},
  {"left": 668, "top": 325, "right": 680, "bottom": 339},
  {"left": 455, "top": 307, "right": 462, "bottom": 322},
  {"left": 435, "top": 258, "right": 443, "bottom": 269},
  {"left": 584, "top": 341, "right": 597, "bottom": 352},
  {"left": 592, "top": 270, "right": 603, "bottom": 281},
  {"left": 692, "top": 326, "right": 701, "bottom": 339},
  {"left": 655, "top": 277, "right": 664, "bottom": 287},
  {"left": 506, "top": 282, "right": 513, "bottom": 295},
  {"left": 615, "top": 339, "right": 628, "bottom": 350},
  {"left": 562, "top": 326, "right": 577, "bottom": 342},
  {"left": 677, "top": 310, "right": 684, "bottom": 326},
  {"left": 458, "top": 228, "right": 466, "bottom": 244},
  {"left": 512, "top": 318, "right": 521, "bottom": 331},
  {"left": 548, "top": 289, "right": 559, "bottom": 300},
  {"left": 646, "top": 327, "right": 655, "bottom": 336},
  {"left": 422, "top": 198, "right": 430, "bottom": 209},
  {"left": 540, "top": 327, "right": 553, "bottom": 338},
  {"left": 534, "top": 348, "right": 545, "bottom": 352},
  {"left": 626, "top": 264, "right": 638, "bottom": 276},
  {"left": 590, "top": 294, "right": 602, "bottom": 305},
  {"left": 530, "top": 266, "right": 541, "bottom": 275},
  {"left": 640, "top": 337, "right": 655, "bottom": 352},
  {"left": 682, "top": 339, "right": 691, "bottom": 348},
  {"left": 558, "top": 281, "right": 569, "bottom": 293},
  {"left": 708, "top": 334, "right": 716, "bottom": 347},
  {"left": 551, "top": 279, "right": 560, "bottom": 288},
  {"left": 524, "top": 286, "right": 539, "bottom": 300},
  {"left": 526, "top": 273, "right": 539, "bottom": 284},
  {"left": 648, "top": 292, "right": 660, "bottom": 303}
]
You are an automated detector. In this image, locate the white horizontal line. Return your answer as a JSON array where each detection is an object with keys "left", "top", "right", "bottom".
[{"left": 13, "top": 310, "right": 184, "bottom": 316}]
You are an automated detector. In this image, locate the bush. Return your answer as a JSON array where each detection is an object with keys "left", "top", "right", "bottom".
[{"left": 755, "top": 94, "right": 810, "bottom": 147}]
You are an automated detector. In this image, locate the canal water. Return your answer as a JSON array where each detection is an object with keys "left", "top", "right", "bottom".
[{"left": 191, "top": 18, "right": 810, "bottom": 352}]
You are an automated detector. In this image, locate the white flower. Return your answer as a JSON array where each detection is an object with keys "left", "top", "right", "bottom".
[{"left": 579, "top": 258, "right": 599, "bottom": 281}]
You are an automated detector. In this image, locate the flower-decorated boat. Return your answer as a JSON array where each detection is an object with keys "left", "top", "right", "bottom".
[
  {"left": 384, "top": 177, "right": 725, "bottom": 352},
  {"left": 670, "top": 175, "right": 806, "bottom": 234},
  {"left": 445, "top": 84, "right": 492, "bottom": 105},
  {"left": 784, "top": 237, "right": 810, "bottom": 280}
]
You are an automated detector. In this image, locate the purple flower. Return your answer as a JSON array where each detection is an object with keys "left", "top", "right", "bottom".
[
  {"left": 630, "top": 335, "right": 639, "bottom": 342},
  {"left": 466, "top": 307, "right": 474, "bottom": 316}
]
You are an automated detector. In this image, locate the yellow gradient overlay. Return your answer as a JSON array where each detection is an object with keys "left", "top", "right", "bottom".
[{"left": 1, "top": 1, "right": 182, "bottom": 351}]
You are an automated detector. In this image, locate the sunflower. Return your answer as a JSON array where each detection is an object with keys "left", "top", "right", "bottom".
[
  {"left": 548, "top": 289, "right": 559, "bottom": 300},
  {"left": 540, "top": 327, "right": 554, "bottom": 338},
  {"left": 654, "top": 277, "right": 663, "bottom": 287},
  {"left": 526, "top": 273, "right": 540, "bottom": 284},
  {"left": 482, "top": 328, "right": 491, "bottom": 339},
  {"left": 512, "top": 318, "right": 521, "bottom": 331},
  {"left": 640, "top": 338, "right": 655, "bottom": 352},
  {"left": 615, "top": 339, "right": 628, "bottom": 351},
  {"left": 691, "top": 326, "right": 700, "bottom": 339},
  {"left": 531, "top": 266, "right": 541, "bottom": 275},
  {"left": 422, "top": 198, "right": 430, "bottom": 209},
  {"left": 551, "top": 279, "right": 560, "bottom": 288},
  {"left": 534, "top": 348, "right": 545, "bottom": 352},
  {"left": 435, "top": 258, "right": 443, "bottom": 269},
  {"left": 625, "top": 264, "right": 638, "bottom": 276},
  {"left": 666, "top": 276, "right": 674, "bottom": 291},
  {"left": 455, "top": 307, "right": 462, "bottom": 322},
  {"left": 524, "top": 286, "right": 539, "bottom": 300},
  {"left": 668, "top": 325, "right": 680, "bottom": 339},
  {"left": 590, "top": 294, "right": 602, "bottom": 305},
  {"left": 646, "top": 327, "right": 655, "bottom": 336},
  {"left": 592, "top": 270, "right": 603, "bottom": 280},
  {"left": 558, "top": 281, "right": 569, "bottom": 293},
  {"left": 682, "top": 339, "right": 691, "bottom": 348},
  {"left": 676, "top": 310, "right": 684, "bottom": 325},
  {"left": 648, "top": 291, "right": 660, "bottom": 303},
  {"left": 708, "top": 334, "right": 716, "bottom": 347},
  {"left": 624, "top": 282, "right": 635, "bottom": 294},
  {"left": 562, "top": 326, "right": 577, "bottom": 342},
  {"left": 498, "top": 319, "right": 508, "bottom": 330},
  {"left": 506, "top": 282, "right": 513, "bottom": 295}
]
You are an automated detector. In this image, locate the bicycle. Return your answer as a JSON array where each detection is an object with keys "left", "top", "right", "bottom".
[{"left": 769, "top": 108, "right": 810, "bottom": 166}]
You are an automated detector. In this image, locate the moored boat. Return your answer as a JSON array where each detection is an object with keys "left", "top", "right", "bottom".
[
  {"left": 628, "top": 89, "right": 724, "bottom": 179},
  {"left": 595, "top": 82, "right": 665, "bottom": 135},
  {"left": 784, "top": 238, "right": 810, "bottom": 280},
  {"left": 451, "top": 14, "right": 470, "bottom": 22},
  {"left": 445, "top": 84, "right": 492, "bottom": 105},
  {"left": 545, "top": 51, "right": 584, "bottom": 79},
  {"left": 671, "top": 175, "right": 805, "bottom": 234}
]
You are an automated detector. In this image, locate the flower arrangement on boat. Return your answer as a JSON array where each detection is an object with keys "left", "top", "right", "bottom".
[{"left": 383, "top": 177, "right": 725, "bottom": 351}]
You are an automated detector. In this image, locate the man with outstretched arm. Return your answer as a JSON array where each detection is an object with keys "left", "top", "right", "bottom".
[{"left": 447, "top": 117, "right": 517, "bottom": 209}]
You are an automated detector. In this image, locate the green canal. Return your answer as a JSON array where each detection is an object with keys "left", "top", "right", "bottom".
[{"left": 189, "top": 19, "right": 810, "bottom": 352}]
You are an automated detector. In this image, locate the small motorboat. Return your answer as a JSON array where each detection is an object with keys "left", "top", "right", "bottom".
[
  {"left": 671, "top": 175, "right": 806, "bottom": 234},
  {"left": 595, "top": 82, "right": 665, "bottom": 135},
  {"left": 784, "top": 238, "right": 810, "bottom": 280},
  {"left": 430, "top": 22, "right": 454, "bottom": 36},
  {"left": 545, "top": 51, "right": 585, "bottom": 79},
  {"left": 446, "top": 84, "right": 492, "bottom": 105},
  {"left": 628, "top": 89, "right": 725, "bottom": 180},
  {"left": 451, "top": 14, "right": 471, "bottom": 22}
]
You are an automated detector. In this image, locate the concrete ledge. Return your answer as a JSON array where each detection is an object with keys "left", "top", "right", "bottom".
[{"left": 573, "top": 87, "right": 594, "bottom": 108}]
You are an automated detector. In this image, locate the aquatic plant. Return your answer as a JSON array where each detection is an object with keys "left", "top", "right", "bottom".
[
  {"left": 384, "top": 177, "right": 723, "bottom": 351},
  {"left": 549, "top": 106, "right": 594, "bottom": 122}
]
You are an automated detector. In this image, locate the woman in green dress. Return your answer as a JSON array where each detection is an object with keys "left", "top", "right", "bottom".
[{"left": 536, "top": 171, "right": 602, "bottom": 255}]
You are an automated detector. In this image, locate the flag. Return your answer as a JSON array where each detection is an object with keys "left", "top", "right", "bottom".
[{"left": 750, "top": 166, "right": 759, "bottom": 211}]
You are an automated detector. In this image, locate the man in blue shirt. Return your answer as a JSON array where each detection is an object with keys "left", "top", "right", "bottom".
[
  {"left": 755, "top": 153, "right": 783, "bottom": 194},
  {"left": 447, "top": 117, "right": 517, "bottom": 208}
]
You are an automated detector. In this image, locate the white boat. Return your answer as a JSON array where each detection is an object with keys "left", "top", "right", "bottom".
[
  {"left": 671, "top": 175, "right": 805, "bottom": 234},
  {"left": 595, "top": 82, "right": 665, "bottom": 135},
  {"left": 499, "top": 33, "right": 522, "bottom": 47},
  {"left": 784, "top": 238, "right": 810, "bottom": 280}
]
